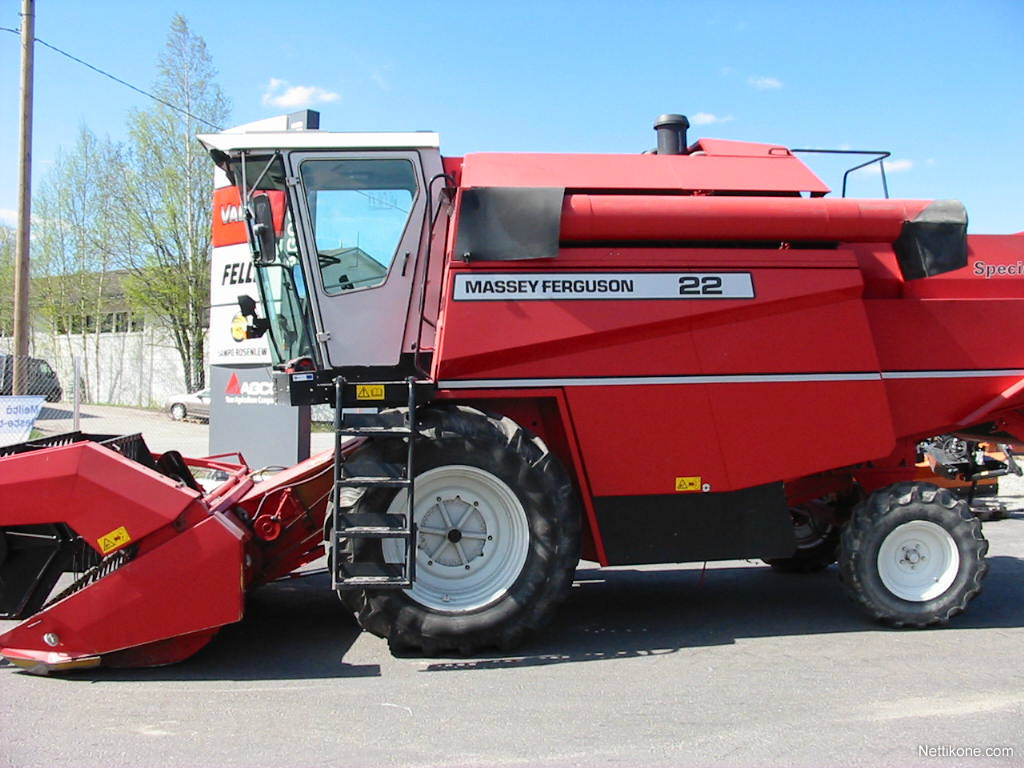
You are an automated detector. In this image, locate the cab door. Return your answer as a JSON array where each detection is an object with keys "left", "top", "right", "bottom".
[{"left": 286, "top": 151, "right": 428, "bottom": 369}]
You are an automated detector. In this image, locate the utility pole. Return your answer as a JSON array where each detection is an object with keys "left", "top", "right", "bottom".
[{"left": 12, "top": 0, "right": 35, "bottom": 395}]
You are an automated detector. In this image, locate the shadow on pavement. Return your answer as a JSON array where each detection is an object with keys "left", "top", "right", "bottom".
[
  {"left": 421, "top": 526, "right": 1024, "bottom": 673},
  {"left": 36, "top": 405, "right": 96, "bottom": 422},
  {"left": 10, "top": 520, "right": 1023, "bottom": 682},
  {"left": 14, "top": 573, "right": 377, "bottom": 684}
]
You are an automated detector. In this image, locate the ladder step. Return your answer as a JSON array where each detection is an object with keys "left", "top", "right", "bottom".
[
  {"left": 335, "top": 511, "right": 410, "bottom": 537},
  {"left": 336, "top": 477, "right": 411, "bottom": 488},
  {"left": 337, "top": 426, "right": 413, "bottom": 437},
  {"left": 335, "top": 561, "right": 411, "bottom": 588},
  {"left": 331, "top": 377, "right": 419, "bottom": 592},
  {"left": 335, "top": 528, "right": 410, "bottom": 539},
  {"left": 342, "top": 412, "right": 409, "bottom": 429},
  {"left": 337, "top": 578, "right": 412, "bottom": 588}
]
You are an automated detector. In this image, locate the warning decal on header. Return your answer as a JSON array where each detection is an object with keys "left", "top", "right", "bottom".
[{"left": 98, "top": 526, "right": 132, "bottom": 555}]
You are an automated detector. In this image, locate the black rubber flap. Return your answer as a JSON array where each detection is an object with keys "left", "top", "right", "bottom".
[
  {"left": 894, "top": 199, "right": 968, "bottom": 280},
  {"left": 453, "top": 187, "right": 564, "bottom": 261}
]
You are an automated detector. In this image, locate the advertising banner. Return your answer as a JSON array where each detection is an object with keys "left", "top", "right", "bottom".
[
  {"left": 0, "top": 396, "right": 45, "bottom": 447},
  {"left": 209, "top": 242, "right": 273, "bottom": 366}
]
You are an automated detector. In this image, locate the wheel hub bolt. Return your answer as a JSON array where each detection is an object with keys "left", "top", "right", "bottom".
[{"left": 900, "top": 544, "right": 926, "bottom": 568}]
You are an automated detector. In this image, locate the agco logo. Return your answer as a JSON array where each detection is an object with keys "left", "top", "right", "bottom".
[
  {"left": 220, "top": 204, "right": 245, "bottom": 224},
  {"left": 224, "top": 372, "right": 275, "bottom": 405}
]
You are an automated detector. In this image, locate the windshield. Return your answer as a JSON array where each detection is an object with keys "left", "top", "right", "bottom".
[
  {"left": 230, "top": 154, "right": 317, "bottom": 365},
  {"left": 299, "top": 158, "right": 417, "bottom": 294}
]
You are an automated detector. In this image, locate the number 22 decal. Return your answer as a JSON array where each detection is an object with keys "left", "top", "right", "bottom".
[{"left": 678, "top": 276, "right": 724, "bottom": 295}]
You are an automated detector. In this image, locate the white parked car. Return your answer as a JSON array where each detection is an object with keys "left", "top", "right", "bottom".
[{"left": 165, "top": 388, "right": 211, "bottom": 421}]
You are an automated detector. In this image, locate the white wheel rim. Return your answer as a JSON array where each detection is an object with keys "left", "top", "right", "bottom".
[
  {"left": 381, "top": 465, "right": 530, "bottom": 612},
  {"left": 877, "top": 520, "right": 960, "bottom": 602}
]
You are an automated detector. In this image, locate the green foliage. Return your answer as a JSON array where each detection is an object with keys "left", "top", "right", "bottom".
[
  {"left": 29, "top": 127, "right": 130, "bottom": 401},
  {"left": 0, "top": 225, "right": 14, "bottom": 338},
  {"left": 33, "top": 127, "right": 125, "bottom": 333},
  {"left": 114, "top": 14, "right": 231, "bottom": 391},
  {"left": 30, "top": 14, "right": 230, "bottom": 393}
]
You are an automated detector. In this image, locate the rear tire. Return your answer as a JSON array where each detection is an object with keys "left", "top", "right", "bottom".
[
  {"left": 839, "top": 482, "right": 988, "bottom": 627},
  {"left": 170, "top": 403, "right": 187, "bottom": 421},
  {"left": 338, "top": 406, "right": 580, "bottom": 655}
]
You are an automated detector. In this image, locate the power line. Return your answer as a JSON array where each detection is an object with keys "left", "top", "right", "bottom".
[{"left": 1, "top": 25, "right": 222, "bottom": 130}]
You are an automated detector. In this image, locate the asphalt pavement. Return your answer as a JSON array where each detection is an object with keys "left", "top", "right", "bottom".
[
  {"left": 1, "top": 413, "right": 1022, "bottom": 767},
  {"left": 31, "top": 401, "right": 335, "bottom": 458}
]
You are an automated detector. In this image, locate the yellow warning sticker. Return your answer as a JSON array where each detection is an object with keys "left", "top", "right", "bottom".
[
  {"left": 674, "top": 476, "right": 702, "bottom": 493},
  {"left": 356, "top": 384, "right": 385, "bottom": 401},
  {"left": 98, "top": 526, "right": 132, "bottom": 555}
]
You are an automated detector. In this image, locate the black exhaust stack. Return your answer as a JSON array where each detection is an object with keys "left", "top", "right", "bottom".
[{"left": 654, "top": 114, "right": 690, "bottom": 155}]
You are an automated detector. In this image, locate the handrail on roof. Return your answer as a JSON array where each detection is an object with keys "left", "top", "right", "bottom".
[{"left": 791, "top": 148, "right": 892, "bottom": 199}]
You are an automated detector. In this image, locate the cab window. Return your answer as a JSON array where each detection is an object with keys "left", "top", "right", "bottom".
[{"left": 299, "top": 159, "right": 417, "bottom": 295}]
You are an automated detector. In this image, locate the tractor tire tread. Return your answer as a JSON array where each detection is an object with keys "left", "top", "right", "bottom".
[
  {"left": 343, "top": 406, "right": 580, "bottom": 656},
  {"left": 838, "top": 482, "right": 988, "bottom": 627}
]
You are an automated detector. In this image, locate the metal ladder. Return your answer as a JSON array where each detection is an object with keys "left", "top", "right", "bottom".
[{"left": 330, "top": 376, "right": 418, "bottom": 589}]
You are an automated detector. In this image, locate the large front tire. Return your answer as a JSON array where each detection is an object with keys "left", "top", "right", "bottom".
[
  {"left": 340, "top": 406, "right": 580, "bottom": 655},
  {"left": 839, "top": 482, "right": 988, "bottom": 627}
]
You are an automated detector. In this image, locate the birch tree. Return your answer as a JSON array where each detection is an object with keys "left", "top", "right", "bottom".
[
  {"left": 115, "top": 14, "right": 230, "bottom": 391},
  {"left": 0, "top": 226, "right": 13, "bottom": 339},
  {"left": 31, "top": 127, "right": 125, "bottom": 401}
]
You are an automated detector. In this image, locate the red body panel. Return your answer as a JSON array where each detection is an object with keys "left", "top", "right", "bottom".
[
  {"left": 436, "top": 248, "right": 897, "bottom": 497},
  {"left": 860, "top": 235, "right": 1024, "bottom": 437},
  {"left": 458, "top": 145, "right": 830, "bottom": 194},
  {"left": 0, "top": 442, "right": 201, "bottom": 552},
  {"left": 434, "top": 224, "right": 1024, "bottom": 545}
]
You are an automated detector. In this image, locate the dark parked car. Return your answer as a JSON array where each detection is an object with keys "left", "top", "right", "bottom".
[{"left": 0, "top": 354, "right": 63, "bottom": 402}]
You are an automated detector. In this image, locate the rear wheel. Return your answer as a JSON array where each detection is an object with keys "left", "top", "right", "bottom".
[
  {"left": 338, "top": 406, "right": 580, "bottom": 655},
  {"left": 170, "top": 403, "right": 187, "bottom": 421},
  {"left": 839, "top": 482, "right": 988, "bottom": 627}
]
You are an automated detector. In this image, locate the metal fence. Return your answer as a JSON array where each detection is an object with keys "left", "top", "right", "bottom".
[
  {"left": 0, "top": 352, "right": 66, "bottom": 402},
  {"left": 0, "top": 365, "right": 212, "bottom": 454},
  {"left": 0, "top": 347, "right": 332, "bottom": 454}
]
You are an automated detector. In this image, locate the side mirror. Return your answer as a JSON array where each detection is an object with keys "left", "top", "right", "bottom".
[
  {"left": 249, "top": 194, "right": 278, "bottom": 264},
  {"left": 237, "top": 294, "right": 269, "bottom": 339}
]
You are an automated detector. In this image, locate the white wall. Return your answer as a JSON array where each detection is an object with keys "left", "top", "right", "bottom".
[{"left": 2, "top": 328, "right": 191, "bottom": 407}]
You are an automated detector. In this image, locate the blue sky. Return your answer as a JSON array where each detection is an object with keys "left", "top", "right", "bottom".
[{"left": 1, "top": 0, "right": 1021, "bottom": 233}]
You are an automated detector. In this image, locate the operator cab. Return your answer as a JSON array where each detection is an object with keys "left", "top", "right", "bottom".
[{"left": 199, "top": 113, "right": 446, "bottom": 385}]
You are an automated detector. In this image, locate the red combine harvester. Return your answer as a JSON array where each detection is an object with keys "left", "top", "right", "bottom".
[{"left": 2, "top": 113, "right": 1023, "bottom": 673}]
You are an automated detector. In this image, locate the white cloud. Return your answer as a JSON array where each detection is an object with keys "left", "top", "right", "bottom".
[
  {"left": 691, "top": 112, "right": 735, "bottom": 126},
  {"left": 748, "top": 75, "right": 783, "bottom": 90},
  {"left": 262, "top": 78, "right": 340, "bottom": 109},
  {"left": 0, "top": 208, "right": 16, "bottom": 226}
]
